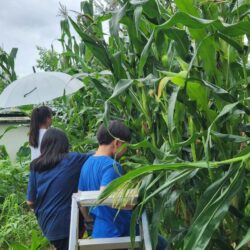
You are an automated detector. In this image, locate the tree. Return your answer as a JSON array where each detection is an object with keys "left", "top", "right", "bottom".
[{"left": 36, "top": 46, "right": 59, "bottom": 72}]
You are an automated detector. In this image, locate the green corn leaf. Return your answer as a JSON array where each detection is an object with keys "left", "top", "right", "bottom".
[
  {"left": 110, "top": 3, "right": 128, "bottom": 38},
  {"left": 9, "top": 48, "right": 18, "bottom": 62},
  {"left": 130, "top": 206, "right": 140, "bottom": 249},
  {"left": 232, "top": 0, "right": 250, "bottom": 16},
  {"left": 211, "top": 131, "right": 249, "bottom": 143},
  {"left": 217, "top": 32, "right": 245, "bottom": 54},
  {"left": 156, "top": 12, "right": 250, "bottom": 37},
  {"left": 91, "top": 79, "right": 111, "bottom": 99},
  {"left": 60, "top": 19, "right": 71, "bottom": 37},
  {"left": 103, "top": 79, "right": 134, "bottom": 122},
  {"left": 168, "top": 87, "right": 179, "bottom": 134},
  {"left": 128, "top": 140, "right": 171, "bottom": 159},
  {"left": 108, "top": 79, "right": 134, "bottom": 101},
  {"left": 174, "top": 0, "right": 200, "bottom": 17},
  {"left": 173, "top": 132, "right": 202, "bottom": 149},
  {"left": 191, "top": 79, "right": 236, "bottom": 103},
  {"left": 81, "top": 0, "right": 94, "bottom": 16},
  {"left": 164, "top": 28, "right": 191, "bottom": 61},
  {"left": 205, "top": 102, "right": 239, "bottom": 161},
  {"left": 69, "top": 17, "right": 112, "bottom": 70},
  {"left": 98, "top": 162, "right": 213, "bottom": 202},
  {"left": 140, "top": 169, "right": 198, "bottom": 205},
  {"left": 198, "top": 36, "right": 216, "bottom": 75},
  {"left": 138, "top": 30, "right": 155, "bottom": 77},
  {"left": 236, "top": 228, "right": 250, "bottom": 250},
  {"left": 134, "top": 5, "right": 143, "bottom": 36},
  {"left": 183, "top": 165, "right": 243, "bottom": 250},
  {"left": 151, "top": 198, "right": 163, "bottom": 250},
  {"left": 110, "top": 51, "right": 127, "bottom": 80},
  {"left": 137, "top": 0, "right": 160, "bottom": 19}
]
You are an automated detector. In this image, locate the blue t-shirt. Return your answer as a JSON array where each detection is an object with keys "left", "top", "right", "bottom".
[
  {"left": 27, "top": 152, "right": 89, "bottom": 241},
  {"left": 78, "top": 155, "right": 132, "bottom": 238}
]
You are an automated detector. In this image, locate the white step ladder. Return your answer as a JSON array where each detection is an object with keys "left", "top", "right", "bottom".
[{"left": 68, "top": 190, "right": 152, "bottom": 250}]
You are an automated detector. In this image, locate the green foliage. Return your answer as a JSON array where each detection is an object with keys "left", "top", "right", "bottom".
[
  {"left": 0, "top": 145, "right": 8, "bottom": 160},
  {"left": 3, "top": 0, "right": 250, "bottom": 248},
  {"left": 0, "top": 194, "right": 42, "bottom": 249},
  {"left": 0, "top": 160, "right": 27, "bottom": 200},
  {"left": 4, "top": 2, "right": 250, "bottom": 247},
  {"left": 0, "top": 47, "right": 17, "bottom": 93},
  {"left": 0, "top": 160, "right": 48, "bottom": 250},
  {"left": 36, "top": 46, "right": 59, "bottom": 72},
  {"left": 36, "top": 0, "right": 250, "bottom": 249},
  {"left": 10, "top": 230, "right": 48, "bottom": 250}
]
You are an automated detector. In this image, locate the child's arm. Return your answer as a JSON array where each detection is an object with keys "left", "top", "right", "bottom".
[
  {"left": 26, "top": 171, "right": 36, "bottom": 210},
  {"left": 79, "top": 206, "right": 94, "bottom": 235},
  {"left": 79, "top": 207, "right": 93, "bottom": 222}
]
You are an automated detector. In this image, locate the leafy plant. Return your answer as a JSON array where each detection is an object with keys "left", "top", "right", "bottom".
[
  {"left": 0, "top": 47, "right": 17, "bottom": 93},
  {"left": 1, "top": 0, "right": 249, "bottom": 248},
  {"left": 0, "top": 160, "right": 48, "bottom": 250},
  {"left": 36, "top": 0, "right": 250, "bottom": 249},
  {"left": 10, "top": 230, "right": 49, "bottom": 250}
]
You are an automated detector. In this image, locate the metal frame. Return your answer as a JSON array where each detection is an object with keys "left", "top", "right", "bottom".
[
  {"left": 68, "top": 191, "right": 152, "bottom": 250},
  {"left": 69, "top": 195, "right": 79, "bottom": 250},
  {"left": 78, "top": 236, "right": 142, "bottom": 250}
]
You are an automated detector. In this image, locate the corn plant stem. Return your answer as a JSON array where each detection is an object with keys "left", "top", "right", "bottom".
[
  {"left": 188, "top": 117, "right": 197, "bottom": 162},
  {"left": 225, "top": 45, "right": 230, "bottom": 89},
  {"left": 211, "top": 151, "right": 250, "bottom": 167}
]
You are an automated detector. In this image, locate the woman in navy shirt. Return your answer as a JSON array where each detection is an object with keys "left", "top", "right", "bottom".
[{"left": 27, "top": 128, "right": 89, "bottom": 250}]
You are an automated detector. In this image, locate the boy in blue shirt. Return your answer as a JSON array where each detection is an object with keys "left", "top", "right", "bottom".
[{"left": 78, "top": 120, "right": 132, "bottom": 238}]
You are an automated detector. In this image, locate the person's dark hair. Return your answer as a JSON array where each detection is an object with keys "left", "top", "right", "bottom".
[
  {"left": 30, "top": 128, "right": 69, "bottom": 172},
  {"left": 29, "top": 106, "right": 52, "bottom": 147},
  {"left": 97, "top": 120, "right": 131, "bottom": 145}
]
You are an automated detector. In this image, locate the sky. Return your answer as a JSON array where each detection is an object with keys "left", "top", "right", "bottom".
[{"left": 0, "top": 0, "right": 82, "bottom": 77}]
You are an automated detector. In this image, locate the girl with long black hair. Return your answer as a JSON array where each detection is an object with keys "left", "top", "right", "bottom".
[
  {"left": 27, "top": 128, "right": 90, "bottom": 250},
  {"left": 29, "top": 106, "right": 52, "bottom": 160}
]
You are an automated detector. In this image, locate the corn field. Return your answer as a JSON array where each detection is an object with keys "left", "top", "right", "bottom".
[{"left": 1, "top": 0, "right": 250, "bottom": 249}]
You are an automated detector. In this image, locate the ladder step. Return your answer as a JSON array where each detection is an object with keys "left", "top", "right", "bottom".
[{"left": 78, "top": 236, "right": 141, "bottom": 250}]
